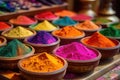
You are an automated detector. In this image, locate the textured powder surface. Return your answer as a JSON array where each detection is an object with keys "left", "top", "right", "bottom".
[
  {"left": 92, "top": 18, "right": 112, "bottom": 24},
  {"left": 28, "top": 31, "right": 56, "bottom": 44},
  {"left": 3, "top": 26, "right": 33, "bottom": 37},
  {"left": 0, "top": 22, "right": 10, "bottom": 30},
  {"left": 0, "top": 39, "right": 31, "bottom": 57},
  {"left": 21, "top": 52, "right": 64, "bottom": 72},
  {"left": 55, "top": 42, "right": 97, "bottom": 60}
]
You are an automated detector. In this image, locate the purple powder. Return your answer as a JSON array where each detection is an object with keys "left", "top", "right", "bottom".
[
  {"left": 28, "top": 31, "right": 56, "bottom": 44},
  {"left": 55, "top": 42, "right": 97, "bottom": 60}
]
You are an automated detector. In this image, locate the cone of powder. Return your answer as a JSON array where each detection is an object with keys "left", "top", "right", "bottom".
[
  {"left": 0, "top": 22, "right": 11, "bottom": 30},
  {"left": 52, "top": 16, "right": 77, "bottom": 26},
  {"left": 0, "top": 39, "right": 31, "bottom": 57},
  {"left": 27, "top": 31, "right": 56, "bottom": 44},
  {"left": 55, "top": 42, "right": 97, "bottom": 60},
  {"left": 31, "top": 20, "right": 57, "bottom": 31},
  {"left": 2, "top": 26, "right": 34, "bottom": 38},
  {"left": 84, "top": 32, "right": 116, "bottom": 48}
]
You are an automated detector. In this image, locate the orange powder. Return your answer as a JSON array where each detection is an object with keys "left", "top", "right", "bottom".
[
  {"left": 21, "top": 52, "right": 64, "bottom": 72},
  {"left": 54, "top": 26, "right": 84, "bottom": 38},
  {"left": 83, "top": 32, "right": 116, "bottom": 48},
  {"left": 55, "top": 10, "right": 77, "bottom": 17},
  {"left": 76, "top": 20, "right": 99, "bottom": 30}
]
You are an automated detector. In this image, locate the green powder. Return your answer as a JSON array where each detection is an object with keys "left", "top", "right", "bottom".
[
  {"left": 0, "top": 39, "right": 31, "bottom": 57},
  {"left": 92, "top": 18, "right": 112, "bottom": 24}
]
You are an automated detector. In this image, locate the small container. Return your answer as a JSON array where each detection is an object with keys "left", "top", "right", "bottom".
[
  {"left": 24, "top": 37, "right": 60, "bottom": 53},
  {"left": 0, "top": 36, "right": 7, "bottom": 46},
  {"left": 18, "top": 54, "right": 68, "bottom": 80},
  {"left": 52, "top": 30, "right": 85, "bottom": 45},
  {"left": 0, "top": 44, "right": 35, "bottom": 70},
  {"left": 53, "top": 46, "right": 101, "bottom": 73},
  {"left": 81, "top": 36, "right": 120, "bottom": 59}
]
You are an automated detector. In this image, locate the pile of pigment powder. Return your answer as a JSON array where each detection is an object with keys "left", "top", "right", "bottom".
[
  {"left": 32, "top": 20, "right": 57, "bottom": 31},
  {"left": 35, "top": 11, "right": 59, "bottom": 20},
  {"left": 9, "top": 15, "right": 36, "bottom": 25},
  {"left": 92, "top": 18, "right": 112, "bottom": 24},
  {"left": 55, "top": 10, "right": 77, "bottom": 17},
  {"left": 0, "top": 22, "right": 11, "bottom": 30},
  {"left": 3, "top": 26, "right": 34, "bottom": 37},
  {"left": 83, "top": 32, "right": 116, "bottom": 48},
  {"left": 55, "top": 42, "right": 97, "bottom": 60},
  {"left": 71, "top": 14, "right": 92, "bottom": 21},
  {"left": 0, "top": 39, "right": 31, "bottom": 57},
  {"left": 52, "top": 16, "right": 77, "bottom": 26},
  {"left": 27, "top": 31, "right": 57, "bottom": 44},
  {"left": 100, "top": 26, "right": 120, "bottom": 37},
  {"left": 21, "top": 52, "right": 64, "bottom": 72},
  {"left": 75, "top": 20, "right": 99, "bottom": 30},
  {"left": 53, "top": 26, "right": 84, "bottom": 38}
]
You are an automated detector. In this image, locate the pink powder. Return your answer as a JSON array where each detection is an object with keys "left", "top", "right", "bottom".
[{"left": 55, "top": 42, "right": 97, "bottom": 60}]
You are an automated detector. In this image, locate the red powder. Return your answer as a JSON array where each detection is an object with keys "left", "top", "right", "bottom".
[{"left": 0, "top": 22, "right": 10, "bottom": 30}]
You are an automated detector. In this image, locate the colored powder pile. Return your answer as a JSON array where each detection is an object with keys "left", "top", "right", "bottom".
[
  {"left": 71, "top": 14, "right": 92, "bottom": 21},
  {"left": 3, "top": 26, "right": 33, "bottom": 37},
  {"left": 54, "top": 26, "right": 84, "bottom": 38},
  {"left": 0, "top": 22, "right": 10, "bottom": 30},
  {"left": 55, "top": 42, "right": 97, "bottom": 60},
  {"left": 52, "top": 16, "right": 77, "bottom": 26},
  {"left": 92, "top": 18, "right": 112, "bottom": 24},
  {"left": 35, "top": 11, "right": 58, "bottom": 20},
  {"left": 55, "top": 10, "right": 77, "bottom": 17},
  {"left": 33, "top": 20, "right": 57, "bottom": 31},
  {"left": 75, "top": 20, "right": 99, "bottom": 30},
  {"left": 100, "top": 26, "right": 120, "bottom": 37},
  {"left": 83, "top": 32, "right": 116, "bottom": 48},
  {"left": 0, "top": 39, "right": 31, "bottom": 57},
  {"left": 21, "top": 52, "right": 64, "bottom": 72},
  {"left": 9, "top": 15, "right": 36, "bottom": 24},
  {"left": 28, "top": 31, "right": 56, "bottom": 44}
]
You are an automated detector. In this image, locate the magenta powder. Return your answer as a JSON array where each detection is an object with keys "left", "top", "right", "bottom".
[{"left": 55, "top": 42, "right": 97, "bottom": 60}]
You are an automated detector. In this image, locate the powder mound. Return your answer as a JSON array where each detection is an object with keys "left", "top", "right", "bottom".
[
  {"left": 76, "top": 20, "right": 99, "bottom": 30},
  {"left": 28, "top": 31, "right": 56, "bottom": 44},
  {"left": 3, "top": 26, "right": 33, "bottom": 37},
  {"left": 21, "top": 52, "right": 64, "bottom": 72},
  {"left": 0, "top": 39, "right": 31, "bottom": 57},
  {"left": 0, "top": 22, "right": 10, "bottom": 30},
  {"left": 85, "top": 32, "right": 116, "bottom": 48},
  {"left": 33, "top": 20, "right": 57, "bottom": 31},
  {"left": 10, "top": 15, "right": 36, "bottom": 25},
  {"left": 54, "top": 26, "right": 83, "bottom": 38},
  {"left": 52, "top": 16, "right": 77, "bottom": 26},
  {"left": 92, "top": 18, "right": 112, "bottom": 24},
  {"left": 56, "top": 42, "right": 97, "bottom": 60}
]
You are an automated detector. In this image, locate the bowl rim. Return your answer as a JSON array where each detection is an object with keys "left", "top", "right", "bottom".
[
  {"left": 24, "top": 37, "right": 60, "bottom": 47},
  {"left": 52, "top": 29, "right": 85, "bottom": 39},
  {"left": 0, "top": 36, "right": 7, "bottom": 46},
  {"left": 80, "top": 36, "right": 120, "bottom": 50},
  {"left": 18, "top": 53, "right": 68, "bottom": 75},
  {"left": 0, "top": 44, "right": 35, "bottom": 60},
  {"left": 1, "top": 28, "right": 36, "bottom": 39},
  {"left": 53, "top": 45, "right": 101, "bottom": 63}
]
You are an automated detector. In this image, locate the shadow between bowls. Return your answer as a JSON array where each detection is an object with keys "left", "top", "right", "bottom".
[
  {"left": 53, "top": 46, "right": 101, "bottom": 73},
  {"left": 18, "top": 54, "right": 68, "bottom": 80},
  {"left": 24, "top": 37, "right": 60, "bottom": 53},
  {"left": 0, "top": 44, "right": 35, "bottom": 70},
  {"left": 80, "top": 36, "right": 120, "bottom": 60}
]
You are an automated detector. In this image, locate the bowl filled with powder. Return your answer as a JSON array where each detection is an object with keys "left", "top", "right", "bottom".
[
  {"left": 0, "top": 39, "right": 35, "bottom": 70},
  {"left": 52, "top": 26, "right": 85, "bottom": 45},
  {"left": 29, "top": 20, "right": 59, "bottom": 32},
  {"left": 53, "top": 42, "right": 101, "bottom": 73},
  {"left": 0, "top": 36, "right": 7, "bottom": 47},
  {"left": 9, "top": 15, "right": 37, "bottom": 27},
  {"left": 75, "top": 20, "right": 101, "bottom": 36},
  {"left": 1, "top": 26, "right": 36, "bottom": 42},
  {"left": 18, "top": 52, "right": 68, "bottom": 80},
  {"left": 81, "top": 32, "right": 120, "bottom": 60},
  {"left": 24, "top": 31, "right": 60, "bottom": 53}
]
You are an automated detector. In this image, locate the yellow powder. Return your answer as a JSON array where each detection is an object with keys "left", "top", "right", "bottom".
[
  {"left": 21, "top": 52, "right": 64, "bottom": 72},
  {"left": 34, "top": 20, "right": 57, "bottom": 31},
  {"left": 76, "top": 20, "right": 99, "bottom": 30},
  {"left": 3, "top": 26, "right": 33, "bottom": 37}
]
